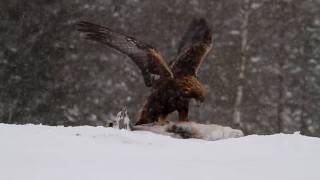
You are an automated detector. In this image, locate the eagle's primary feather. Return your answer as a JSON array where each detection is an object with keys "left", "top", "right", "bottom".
[
  {"left": 170, "top": 18, "right": 212, "bottom": 77},
  {"left": 77, "top": 18, "right": 213, "bottom": 125},
  {"left": 77, "top": 21, "right": 173, "bottom": 87}
]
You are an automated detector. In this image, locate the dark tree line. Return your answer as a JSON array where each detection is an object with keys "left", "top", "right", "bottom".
[{"left": 0, "top": 0, "right": 319, "bottom": 136}]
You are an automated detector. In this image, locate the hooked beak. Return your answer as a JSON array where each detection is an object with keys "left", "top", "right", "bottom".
[
  {"left": 195, "top": 97, "right": 204, "bottom": 107},
  {"left": 198, "top": 96, "right": 205, "bottom": 103}
]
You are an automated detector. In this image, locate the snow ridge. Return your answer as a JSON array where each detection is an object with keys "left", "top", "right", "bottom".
[{"left": 0, "top": 124, "right": 319, "bottom": 180}]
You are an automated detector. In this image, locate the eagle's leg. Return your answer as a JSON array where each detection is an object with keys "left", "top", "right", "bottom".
[
  {"left": 178, "top": 105, "right": 189, "bottom": 122},
  {"left": 178, "top": 111, "right": 189, "bottom": 122}
]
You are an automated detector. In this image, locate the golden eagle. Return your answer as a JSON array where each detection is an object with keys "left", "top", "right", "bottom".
[{"left": 77, "top": 18, "right": 212, "bottom": 125}]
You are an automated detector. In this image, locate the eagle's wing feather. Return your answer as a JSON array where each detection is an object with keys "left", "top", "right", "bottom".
[
  {"left": 170, "top": 18, "right": 212, "bottom": 77},
  {"left": 77, "top": 21, "right": 173, "bottom": 87}
]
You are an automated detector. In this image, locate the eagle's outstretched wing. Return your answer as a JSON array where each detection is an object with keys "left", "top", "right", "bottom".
[
  {"left": 77, "top": 21, "right": 173, "bottom": 87},
  {"left": 170, "top": 18, "right": 212, "bottom": 78}
]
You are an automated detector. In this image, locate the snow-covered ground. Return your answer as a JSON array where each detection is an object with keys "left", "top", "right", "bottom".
[{"left": 0, "top": 124, "right": 319, "bottom": 180}]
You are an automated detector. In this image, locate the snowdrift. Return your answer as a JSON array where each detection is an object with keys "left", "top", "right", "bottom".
[{"left": 0, "top": 124, "right": 319, "bottom": 180}]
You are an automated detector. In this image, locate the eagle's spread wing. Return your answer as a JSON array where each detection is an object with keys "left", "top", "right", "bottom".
[
  {"left": 77, "top": 21, "right": 173, "bottom": 87},
  {"left": 170, "top": 18, "right": 212, "bottom": 77}
]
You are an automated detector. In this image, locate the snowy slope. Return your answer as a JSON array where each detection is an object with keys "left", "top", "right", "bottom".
[{"left": 0, "top": 124, "right": 319, "bottom": 180}]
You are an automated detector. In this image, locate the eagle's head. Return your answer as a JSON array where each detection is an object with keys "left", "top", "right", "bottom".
[{"left": 176, "top": 76, "right": 205, "bottom": 103}]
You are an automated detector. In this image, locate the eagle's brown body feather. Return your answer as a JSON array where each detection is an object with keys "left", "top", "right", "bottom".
[
  {"left": 137, "top": 76, "right": 204, "bottom": 125},
  {"left": 77, "top": 18, "right": 212, "bottom": 125}
]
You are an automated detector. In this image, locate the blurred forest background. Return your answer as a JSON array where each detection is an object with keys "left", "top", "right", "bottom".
[{"left": 0, "top": 0, "right": 319, "bottom": 136}]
